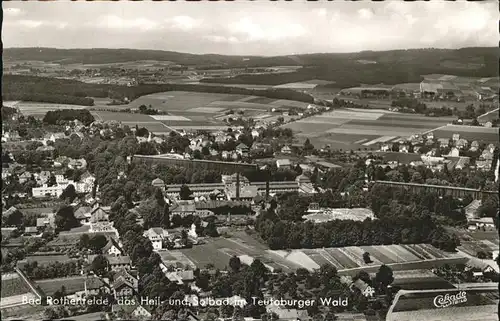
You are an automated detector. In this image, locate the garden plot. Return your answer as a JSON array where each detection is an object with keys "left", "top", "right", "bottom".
[
  {"left": 150, "top": 115, "right": 192, "bottom": 121},
  {"left": 187, "top": 107, "right": 226, "bottom": 113}
]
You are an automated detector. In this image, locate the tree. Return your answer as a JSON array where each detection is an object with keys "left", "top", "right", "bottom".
[
  {"left": 203, "top": 221, "right": 219, "bottom": 237},
  {"left": 229, "top": 255, "right": 241, "bottom": 273},
  {"left": 47, "top": 174, "right": 57, "bottom": 187},
  {"left": 304, "top": 138, "right": 314, "bottom": 152},
  {"left": 92, "top": 255, "right": 109, "bottom": 276},
  {"left": 179, "top": 184, "right": 192, "bottom": 200},
  {"left": 363, "top": 252, "right": 372, "bottom": 264},
  {"left": 374, "top": 265, "right": 394, "bottom": 291},
  {"left": 89, "top": 235, "right": 108, "bottom": 254},
  {"left": 78, "top": 234, "right": 90, "bottom": 250},
  {"left": 60, "top": 184, "right": 77, "bottom": 202},
  {"left": 54, "top": 205, "right": 80, "bottom": 231},
  {"left": 163, "top": 203, "right": 171, "bottom": 228}
]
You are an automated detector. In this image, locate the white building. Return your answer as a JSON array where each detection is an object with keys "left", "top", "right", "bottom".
[
  {"left": 143, "top": 228, "right": 169, "bottom": 250},
  {"left": 32, "top": 185, "right": 65, "bottom": 198}
]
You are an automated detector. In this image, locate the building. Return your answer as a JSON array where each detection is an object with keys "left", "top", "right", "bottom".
[
  {"left": 108, "top": 256, "right": 132, "bottom": 271},
  {"left": 112, "top": 304, "right": 153, "bottom": 319},
  {"left": 170, "top": 201, "right": 197, "bottom": 217},
  {"left": 113, "top": 276, "right": 136, "bottom": 299},
  {"left": 84, "top": 277, "right": 109, "bottom": 296},
  {"left": 164, "top": 183, "right": 226, "bottom": 199},
  {"left": 32, "top": 184, "right": 65, "bottom": 198},
  {"left": 103, "top": 238, "right": 124, "bottom": 256},
  {"left": 276, "top": 159, "right": 292, "bottom": 169},
  {"left": 152, "top": 178, "right": 166, "bottom": 191},
  {"left": 143, "top": 228, "right": 169, "bottom": 250},
  {"left": 236, "top": 143, "right": 249, "bottom": 157},
  {"left": 226, "top": 185, "right": 259, "bottom": 201},
  {"left": 266, "top": 303, "right": 310, "bottom": 321},
  {"left": 133, "top": 154, "right": 257, "bottom": 174},
  {"left": 281, "top": 145, "right": 292, "bottom": 154},
  {"left": 467, "top": 217, "right": 496, "bottom": 231}
]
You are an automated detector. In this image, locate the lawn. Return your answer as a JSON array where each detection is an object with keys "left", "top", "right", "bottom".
[{"left": 35, "top": 276, "right": 87, "bottom": 296}]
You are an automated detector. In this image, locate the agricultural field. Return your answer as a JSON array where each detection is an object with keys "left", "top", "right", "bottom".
[
  {"left": 430, "top": 124, "right": 499, "bottom": 143},
  {"left": 283, "top": 108, "right": 454, "bottom": 150},
  {"left": 1, "top": 274, "right": 33, "bottom": 298},
  {"left": 4, "top": 101, "right": 88, "bottom": 118},
  {"left": 178, "top": 231, "right": 303, "bottom": 272},
  {"left": 35, "top": 276, "right": 88, "bottom": 296},
  {"left": 278, "top": 243, "right": 464, "bottom": 272},
  {"left": 92, "top": 91, "right": 309, "bottom": 132}
]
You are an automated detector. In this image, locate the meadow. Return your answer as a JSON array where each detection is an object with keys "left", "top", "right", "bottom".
[
  {"left": 283, "top": 108, "right": 454, "bottom": 150},
  {"left": 91, "top": 91, "right": 309, "bottom": 132}
]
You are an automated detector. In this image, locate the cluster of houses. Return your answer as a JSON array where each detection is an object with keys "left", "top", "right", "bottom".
[{"left": 378, "top": 132, "right": 497, "bottom": 173}]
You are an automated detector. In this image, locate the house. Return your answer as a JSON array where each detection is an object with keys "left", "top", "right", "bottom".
[
  {"left": 426, "top": 132, "right": 434, "bottom": 140},
  {"left": 74, "top": 206, "right": 92, "bottom": 224},
  {"left": 266, "top": 303, "right": 310, "bottom": 321},
  {"left": 152, "top": 177, "right": 166, "bottom": 191},
  {"left": 251, "top": 129, "right": 260, "bottom": 139},
  {"left": 452, "top": 133, "right": 460, "bottom": 141},
  {"left": 380, "top": 143, "right": 392, "bottom": 152},
  {"left": 235, "top": 143, "right": 249, "bottom": 157},
  {"left": 281, "top": 145, "right": 292, "bottom": 154},
  {"left": 103, "top": 238, "right": 124, "bottom": 256},
  {"left": 114, "top": 268, "right": 138, "bottom": 290},
  {"left": 165, "top": 269, "right": 195, "bottom": 285},
  {"left": 143, "top": 227, "right": 169, "bottom": 250},
  {"left": 112, "top": 303, "right": 153, "bottom": 319},
  {"left": 437, "top": 138, "right": 449, "bottom": 148},
  {"left": 399, "top": 144, "right": 409, "bottom": 153},
  {"left": 276, "top": 159, "right": 291, "bottom": 169},
  {"left": 113, "top": 276, "right": 136, "bottom": 299},
  {"left": 171, "top": 201, "right": 197, "bottom": 217},
  {"left": 36, "top": 213, "right": 56, "bottom": 229},
  {"left": 108, "top": 255, "right": 132, "bottom": 270},
  {"left": 24, "top": 226, "right": 38, "bottom": 236},
  {"left": 84, "top": 277, "right": 109, "bottom": 296},
  {"left": 455, "top": 138, "right": 468, "bottom": 150},
  {"left": 18, "top": 171, "right": 33, "bottom": 184},
  {"left": 470, "top": 141, "right": 480, "bottom": 152},
  {"left": 467, "top": 217, "right": 495, "bottom": 231},
  {"left": 32, "top": 184, "right": 65, "bottom": 198},
  {"left": 68, "top": 158, "right": 88, "bottom": 170},
  {"left": 448, "top": 147, "right": 460, "bottom": 157},
  {"left": 350, "top": 279, "right": 375, "bottom": 298}
]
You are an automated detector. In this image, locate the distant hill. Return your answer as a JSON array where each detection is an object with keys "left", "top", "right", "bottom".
[
  {"left": 4, "top": 47, "right": 499, "bottom": 88},
  {"left": 3, "top": 48, "right": 258, "bottom": 66},
  {"left": 4, "top": 47, "right": 499, "bottom": 68}
]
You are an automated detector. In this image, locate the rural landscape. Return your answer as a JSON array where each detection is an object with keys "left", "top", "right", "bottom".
[{"left": 2, "top": 2, "right": 499, "bottom": 321}]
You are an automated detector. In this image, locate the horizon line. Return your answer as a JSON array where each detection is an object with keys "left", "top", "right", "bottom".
[{"left": 4, "top": 45, "right": 496, "bottom": 58}]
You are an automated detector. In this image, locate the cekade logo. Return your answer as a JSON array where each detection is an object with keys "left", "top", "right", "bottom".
[{"left": 433, "top": 291, "right": 467, "bottom": 308}]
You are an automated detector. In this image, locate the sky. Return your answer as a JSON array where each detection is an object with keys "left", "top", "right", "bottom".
[{"left": 3, "top": 0, "right": 498, "bottom": 56}]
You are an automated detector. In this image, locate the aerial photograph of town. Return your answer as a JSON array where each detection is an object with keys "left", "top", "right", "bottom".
[{"left": 1, "top": 1, "right": 498, "bottom": 321}]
